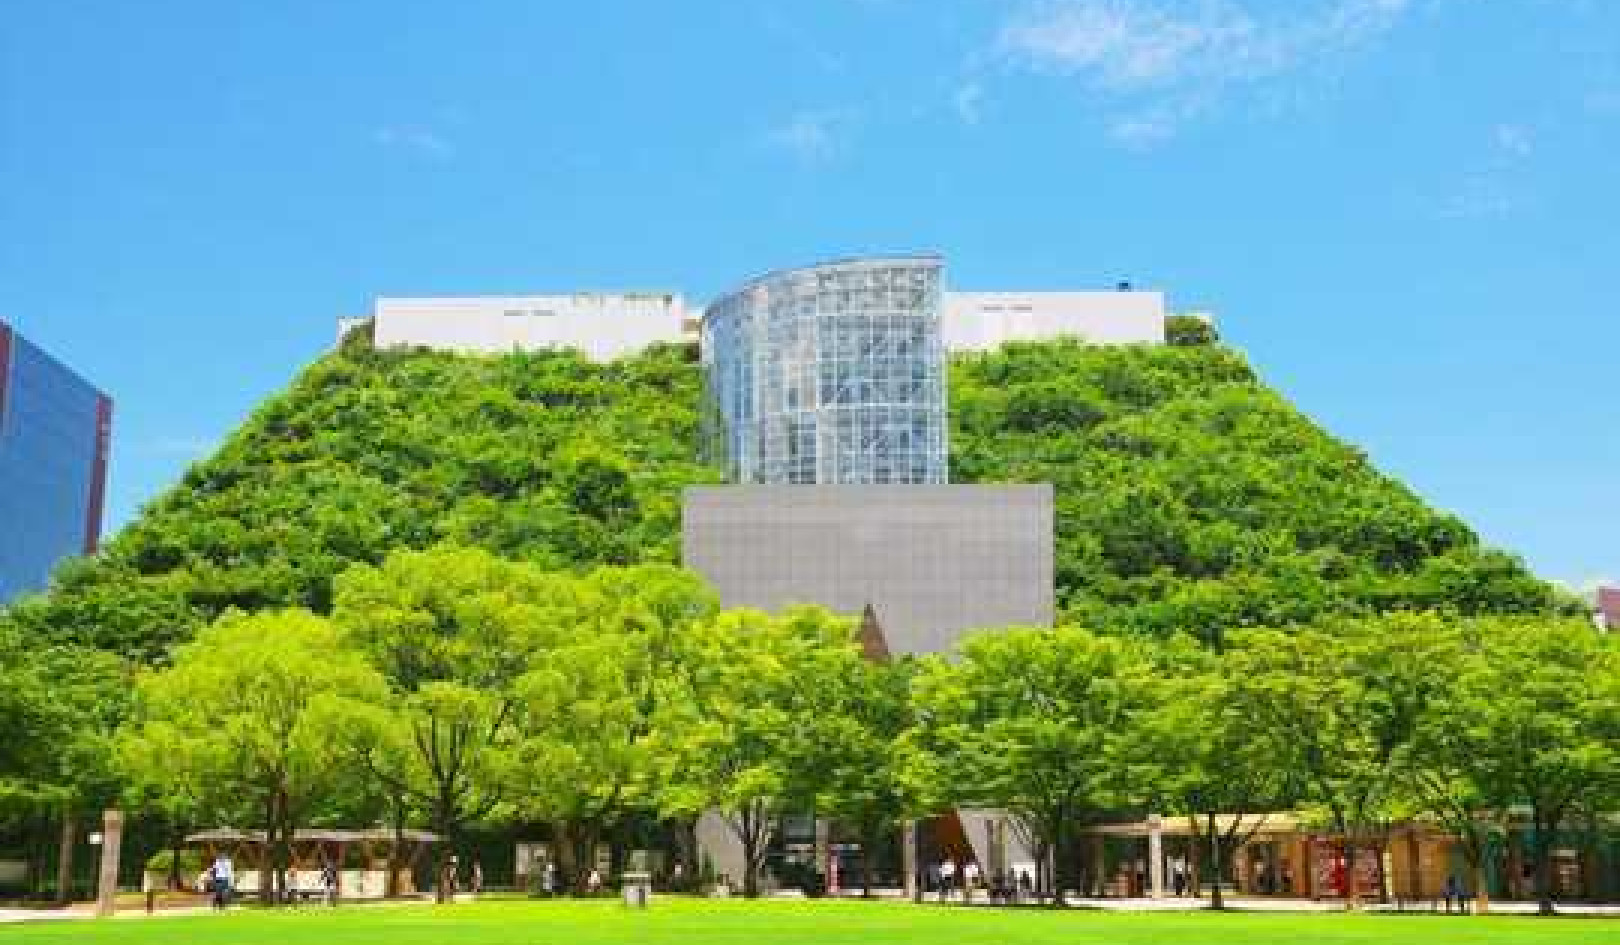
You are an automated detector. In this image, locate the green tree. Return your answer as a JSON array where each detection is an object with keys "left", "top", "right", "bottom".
[
  {"left": 1227, "top": 614, "right": 1459, "bottom": 908},
  {"left": 1430, "top": 618, "right": 1620, "bottom": 915},
  {"left": 909, "top": 627, "right": 1152, "bottom": 905},
  {"left": 1164, "top": 314, "right": 1218, "bottom": 346},
  {"left": 509, "top": 565, "right": 719, "bottom": 889},
  {"left": 810, "top": 656, "right": 919, "bottom": 898},
  {"left": 332, "top": 546, "right": 578, "bottom": 902},
  {"left": 1135, "top": 636, "right": 1299, "bottom": 909},
  {"left": 117, "top": 610, "right": 386, "bottom": 901},
  {"left": 655, "top": 607, "right": 855, "bottom": 898}
]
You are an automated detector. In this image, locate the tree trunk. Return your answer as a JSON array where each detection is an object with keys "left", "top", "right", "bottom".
[
  {"left": 386, "top": 801, "right": 405, "bottom": 899},
  {"left": 1207, "top": 816, "right": 1225, "bottom": 911},
  {"left": 1343, "top": 840, "right": 1360, "bottom": 911},
  {"left": 740, "top": 825, "right": 760, "bottom": 899},
  {"left": 168, "top": 832, "right": 183, "bottom": 893},
  {"left": 1533, "top": 810, "right": 1555, "bottom": 916},
  {"left": 860, "top": 821, "right": 877, "bottom": 898},
  {"left": 433, "top": 801, "right": 453, "bottom": 904},
  {"left": 264, "top": 794, "right": 281, "bottom": 904},
  {"left": 554, "top": 820, "right": 578, "bottom": 894},
  {"left": 274, "top": 788, "right": 293, "bottom": 904},
  {"left": 1050, "top": 818, "right": 1068, "bottom": 907},
  {"left": 55, "top": 809, "right": 74, "bottom": 906},
  {"left": 1471, "top": 856, "right": 1491, "bottom": 915},
  {"left": 1188, "top": 829, "right": 1201, "bottom": 898}
]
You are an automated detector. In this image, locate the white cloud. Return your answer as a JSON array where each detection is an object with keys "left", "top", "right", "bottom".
[
  {"left": 993, "top": 0, "right": 1412, "bottom": 144},
  {"left": 374, "top": 125, "right": 454, "bottom": 158},
  {"left": 1108, "top": 109, "right": 1180, "bottom": 147},
  {"left": 955, "top": 81, "right": 986, "bottom": 126},
  {"left": 1585, "top": 87, "right": 1620, "bottom": 116},
  {"left": 763, "top": 111, "right": 848, "bottom": 162},
  {"left": 1493, "top": 122, "right": 1532, "bottom": 156},
  {"left": 1436, "top": 178, "right": 1516, "bottom": 220},
  {"left": 1437, "top": 121, "right": 1536, "bottom": 220}
]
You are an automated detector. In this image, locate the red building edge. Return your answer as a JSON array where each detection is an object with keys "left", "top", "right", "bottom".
[
  {"left": 0, "top": 320, "right": 12, "bottom": 426},
  {"left": 1599, "top": 586, "right": 1620, "bottom": 631},
  {"left": 84, "top": 394, "right": 113, "bottom": 554}
]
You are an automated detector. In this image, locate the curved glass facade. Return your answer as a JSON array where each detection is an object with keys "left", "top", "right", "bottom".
[{"left": 703, "top": 256, "right": 947, "bottom": 485}]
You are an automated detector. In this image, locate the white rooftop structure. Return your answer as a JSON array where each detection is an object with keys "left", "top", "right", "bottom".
[
  {"left": 369, "top": 293, "right": 691, "bottom": 361},
  {"left": 942, "top": 290, "right": 1167, "bottom": 351},
  {"left": 343, "top": 266, "right": 1176, "bottom": 362}
]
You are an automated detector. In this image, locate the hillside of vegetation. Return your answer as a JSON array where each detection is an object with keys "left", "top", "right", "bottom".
[
  {"left": 950, "top": 341, "right": 1556, "bottom": 638},
  {"left": 2, "top": 337, "right": 1558, "bottom": 660}
]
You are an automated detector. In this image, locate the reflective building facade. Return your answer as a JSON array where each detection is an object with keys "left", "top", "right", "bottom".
[
  {"left": 0, "top": 320, "right": 112, "bottom": 602},
  {"left": 702, "top": 256, "right": 947, "bottom": 485}
]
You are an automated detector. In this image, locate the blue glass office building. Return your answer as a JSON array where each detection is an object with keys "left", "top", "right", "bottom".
[{"left": 0, "top": 319, "right": 111, "bottom": 603}]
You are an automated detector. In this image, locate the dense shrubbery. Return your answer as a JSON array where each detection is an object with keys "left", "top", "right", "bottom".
[
  {"left": 3, "top": 343, "right": 719, "bottom": 660},
  {"left": 950, "top": 341, "right": 1559, "bottom": 635},
  {"left": 3, "top": 339, "right": 1558, "bottom": 660}
]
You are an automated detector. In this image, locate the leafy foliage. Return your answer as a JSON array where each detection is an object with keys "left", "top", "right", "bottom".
[
  {"left": 907, "top": 627, "right": 1154, "bottom": 903},
  {"left": 6, "top": 340, "right": 1557, "bottom": 659},
  {"left": 5, "top": 343, "right": 718, "bottom": 660},
  {"left": 950, "top": 341, "right": 1558, "bottom": 635}
]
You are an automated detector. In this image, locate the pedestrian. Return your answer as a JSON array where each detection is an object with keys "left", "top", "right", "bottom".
[
  {"left": 471, "top": 860, "right": 484, "bottom": 897},
  {"left": 210, "top": 855, "right": 234, "bottom": 910},
  {"left": 1172, "top": 866, "right": 1185, "bottom": 897},
  {"left": 1017, "top": 868, "right": 1033, "bottom": 903},
  {"left": 962, "top": 860, "right": 979, "bottom": 904},
  {"left": 544, "top": 861, "right": 558, "bottom": 896},
  {"left": 671, "top": 862, "right": 685, "bottom": 892},
  {"left": 940, "top": 858, "right": 957, "bottom": 902},
  {"left": 587, "top": 867, "right": 603, "bottom": 895},
  {"left": 1443, "top": 874, "right": 1460, "bottom": 913},
  {"left": 320, "top": 859, "right": 339, "bottom": 907}
]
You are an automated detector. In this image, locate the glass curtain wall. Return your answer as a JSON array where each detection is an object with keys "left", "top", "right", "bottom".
[
  {"left": 702, "top": 256, "right": 947, "bottom": 485},
  {"left": 0, "top": 323, "right": 109, "bottom": 602}
]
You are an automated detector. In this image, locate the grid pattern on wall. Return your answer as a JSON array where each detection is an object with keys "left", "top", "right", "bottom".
[
  {"left": 701, "top": 256, "right": 947, "bottom": 485},
  {"left": 681, "top": 485, "right": 1055, "bottom": 655}
]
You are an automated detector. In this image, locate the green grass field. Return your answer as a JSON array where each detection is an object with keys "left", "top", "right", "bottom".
[{"left": 4, "top": 899, "right": 1618, "bottom": 945}]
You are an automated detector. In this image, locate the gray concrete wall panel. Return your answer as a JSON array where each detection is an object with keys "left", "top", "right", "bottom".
[{"left": 681, "top": 485, "right": 1054, "bottom": 655}]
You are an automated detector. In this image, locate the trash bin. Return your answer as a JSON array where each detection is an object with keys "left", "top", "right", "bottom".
[{"left": 622, "top": 870, "right": 651, "bottom": 908}]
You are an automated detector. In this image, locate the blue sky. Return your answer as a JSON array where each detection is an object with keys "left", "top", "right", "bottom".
[{"left": 3, "top": 0, "right": 1616, "bottom": 591}]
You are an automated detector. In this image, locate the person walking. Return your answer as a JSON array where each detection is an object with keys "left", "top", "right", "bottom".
[
  {"left": 586, "top": 867, "right": 603, "bottom": 895},
  {"left": 471, "top": 860, "right": 484, "bottom": 897},
  {"left": 210, "top": 855, "right": 234, "bottom": 910},
  {"left": 939, "top": 858, "right": 957, "bottom": 902},
  {"left": 962, "top": 860, "right": 980, "bottom": 904},
  {"left": 1444, "top": 874, "right": 1461, "bottom": 913},
  {"left": 320, "top": 859, "right": 339, "bottom": 907}
]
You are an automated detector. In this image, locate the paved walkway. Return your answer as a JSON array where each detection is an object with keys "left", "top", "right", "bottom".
[
  {"left": 888, "top": 892, "right": 1620, "bottom": 915},
  {"left": 5, "top": 894, "right": 1618, "bottom": 923}
]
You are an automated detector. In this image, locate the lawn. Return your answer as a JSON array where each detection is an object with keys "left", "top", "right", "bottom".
[{"left": 4, "top": 899, "right": 1617, "bottom": 944}]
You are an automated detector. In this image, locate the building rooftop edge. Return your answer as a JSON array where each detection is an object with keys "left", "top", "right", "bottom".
[
  {"left": 0, "top": 316, "right": 111, "bottom": 401},
  {"left": 706, "top": 253, "right": 945, "bottom": 310}
]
